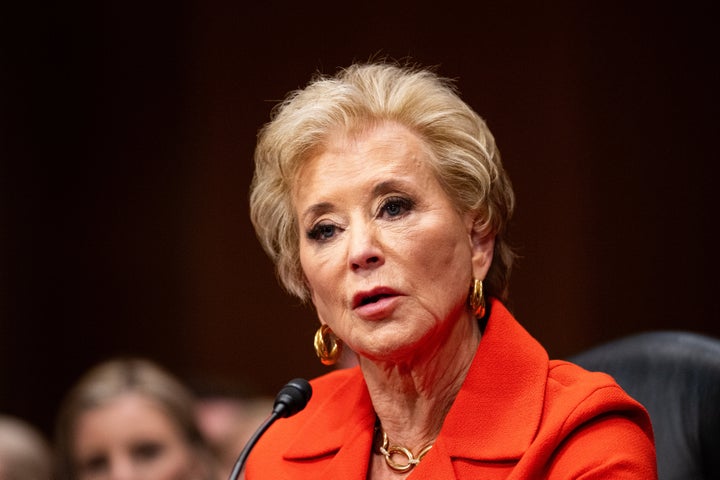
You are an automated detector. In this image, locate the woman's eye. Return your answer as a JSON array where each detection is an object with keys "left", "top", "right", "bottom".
[
  {"left": 308, "top": 223, "right": 337, "bottom": 241},
  {"left": 80, "top": 455, "right": 109, "bottom": 475},
  {"left": 381, "top": 197, "right": 413, "bottom": 218},
  {"left": 131, "top": 441, "right": 164, "bottom": 462}
]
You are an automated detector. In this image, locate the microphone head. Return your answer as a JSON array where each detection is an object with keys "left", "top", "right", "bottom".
[{"left": 272, "top": 378, "right": 312, "bottom": 418}]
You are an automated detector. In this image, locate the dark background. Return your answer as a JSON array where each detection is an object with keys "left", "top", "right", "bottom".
[{"left": 2, "top": 2, "right": 718, "bottom": 438}]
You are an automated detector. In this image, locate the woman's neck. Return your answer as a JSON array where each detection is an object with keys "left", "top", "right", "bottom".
[{"left": 358, "top": 312, "right": 482, "bottom": 451}]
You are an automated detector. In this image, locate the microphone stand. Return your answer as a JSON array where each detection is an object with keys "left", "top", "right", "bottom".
[
  {"left": 227, "top": 378, "right": 312, "bottom": 480},
  {"left": 227, "top": 411, "right": 280, "bottom": 480}
]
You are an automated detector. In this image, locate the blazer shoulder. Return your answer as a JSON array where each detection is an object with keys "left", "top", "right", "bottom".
[{"left": 545, "top": 359, "right": 653, "bottom": 436}]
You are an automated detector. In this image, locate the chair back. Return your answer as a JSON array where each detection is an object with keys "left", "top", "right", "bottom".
[{"left": 568, "top": 331, "right": 720, "bottom": 480}]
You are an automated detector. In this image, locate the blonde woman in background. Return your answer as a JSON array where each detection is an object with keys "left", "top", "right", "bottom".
[{"left": 55, "top": 358, "right": 215, "bottom": 480}]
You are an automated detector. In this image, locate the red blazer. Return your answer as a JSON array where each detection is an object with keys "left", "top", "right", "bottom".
[{"left": 246, "top": 300, "right": 657, "bottom": 479}]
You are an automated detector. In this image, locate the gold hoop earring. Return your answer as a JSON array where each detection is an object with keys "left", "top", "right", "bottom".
[
  {"left": 314, "top": 324, "right": 342, "bottom": 366},
  {"left": 469, "top": 279, "right": 486, "bottom": 319}
]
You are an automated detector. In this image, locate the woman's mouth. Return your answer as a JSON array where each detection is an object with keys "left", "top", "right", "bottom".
[
  {"left": 353, "top": 287, "right": 399, "bottom": 308},
  {"left": 352, "top": 288, "right": 402, "bottom": 319},
  {"left": 358, "top": 292, "right": 394, "bottom": 306}
]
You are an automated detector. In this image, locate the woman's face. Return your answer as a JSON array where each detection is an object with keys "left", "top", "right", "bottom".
[
  {"left": 294, "top": 122, "right": 492, "bottom": 362},
  {"left": 72, "top": 392, "right": 203, "bottom": 480}
]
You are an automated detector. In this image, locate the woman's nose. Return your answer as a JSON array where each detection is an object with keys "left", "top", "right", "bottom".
[
  {"left": 108, "top": 457, "right": 136, "bottom": 480},
  {"left": 348, "top": 223, "right": 384, "bottom": 271}
]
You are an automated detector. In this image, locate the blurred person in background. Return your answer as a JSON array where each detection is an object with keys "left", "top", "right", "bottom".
[
  {"left": 0, "top": 414, "right": 52, "bottom": 480},
  {"left": 195, "top": 394, "right": 272, "bottom": 480},
  {"left": 54, "top": 358, "right": 215, "bottom": 480}
]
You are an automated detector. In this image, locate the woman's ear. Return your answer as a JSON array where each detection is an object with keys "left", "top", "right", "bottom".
[{"left": 467, "top": 214, "right": 495, "bottom": 281}]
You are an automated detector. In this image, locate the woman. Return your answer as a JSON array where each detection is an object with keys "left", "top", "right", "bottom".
[
  {"left": 55, "top": 358, "right": 215, "bottom": 480},
  {"left": 246, "top": 61, "right": 656, "bottom": 479}
]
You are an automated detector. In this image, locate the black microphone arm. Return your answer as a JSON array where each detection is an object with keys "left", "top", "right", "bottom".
[{"left": 227, "top": 378, "right": 312, "bottom": 480}]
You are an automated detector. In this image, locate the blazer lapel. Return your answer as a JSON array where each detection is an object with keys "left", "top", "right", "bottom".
[
  {"left": 284, "top": 367, "right": 377, "bottom": 479},
  {"left": 438, "top": 299, "right": 548, "bottom": 462}
]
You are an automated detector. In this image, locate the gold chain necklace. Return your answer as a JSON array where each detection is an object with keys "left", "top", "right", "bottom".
[{"left": 374, "top": 427, "right": 433, "bottom": 473}]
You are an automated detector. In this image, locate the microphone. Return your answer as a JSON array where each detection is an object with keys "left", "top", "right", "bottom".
[{"left": 227, "top": 378, "right": 312, "bottom": 480}]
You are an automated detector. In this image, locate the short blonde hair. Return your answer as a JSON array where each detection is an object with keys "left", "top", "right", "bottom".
[{"left": 250, "top": 61, "right": 515, "bottom": 302}]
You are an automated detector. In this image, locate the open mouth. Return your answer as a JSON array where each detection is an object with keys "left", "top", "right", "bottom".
[{"left": 358, "top": 293, "right": 394, "bottom": 306}]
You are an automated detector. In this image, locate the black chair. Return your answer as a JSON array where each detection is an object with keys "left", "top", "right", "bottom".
[{"left": 567, "top": 331, "right": 720, "bottom": 480}]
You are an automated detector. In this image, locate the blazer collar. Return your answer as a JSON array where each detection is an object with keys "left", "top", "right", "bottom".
[
  {"left": 438, "top": 299, "right": 548, "bottom": 461},
  {"left": 283, "top": 367, "right": 375, "bottom": 477}
]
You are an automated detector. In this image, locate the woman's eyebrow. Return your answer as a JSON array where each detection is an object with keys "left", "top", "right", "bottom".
[
  {"left": 372, "top": 179, "right": 408, "bottom": 197},
  {"left": 301, "top": 202, "right": 334, "bottom": 223}
]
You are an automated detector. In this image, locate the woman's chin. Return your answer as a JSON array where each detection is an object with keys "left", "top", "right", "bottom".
[{"left": 353, "top": 330, "right": 431, "bottom": 365}]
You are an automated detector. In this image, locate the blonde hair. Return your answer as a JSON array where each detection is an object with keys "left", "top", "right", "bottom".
[
  {"left": 54, "top": 358, "right": 210, "bottom": 480},
  {"left": 250, "top": 60, "right": 515, "bottom": 302}
]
